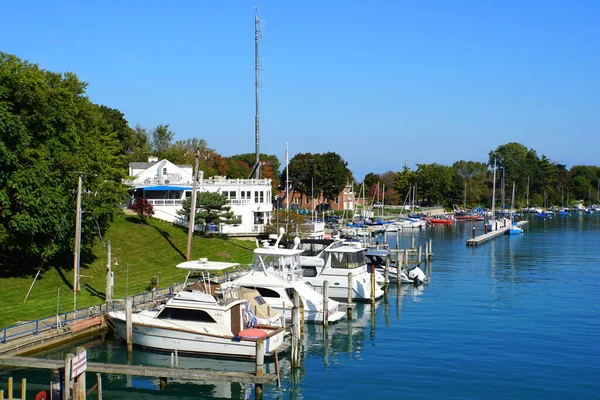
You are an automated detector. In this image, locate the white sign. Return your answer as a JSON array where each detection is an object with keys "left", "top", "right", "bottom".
[{"left": 71, "top": 350, "right": 87, "bottom": 377}]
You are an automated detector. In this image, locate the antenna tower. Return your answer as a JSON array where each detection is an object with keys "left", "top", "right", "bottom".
[{"left": 253, "top": 7, "right": 263, "bottom": 179}]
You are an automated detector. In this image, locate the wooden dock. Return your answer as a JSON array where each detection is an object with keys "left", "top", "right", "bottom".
[
  {"left": 0, "top": 355, "right": 277, "bottom": 384},
  {"left": 466, "top": 220, "right": 529, "bottom": 246}
]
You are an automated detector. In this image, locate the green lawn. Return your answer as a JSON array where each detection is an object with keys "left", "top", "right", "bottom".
[{"left": 0, "top": 212, "right": 257, "bottom": 328}]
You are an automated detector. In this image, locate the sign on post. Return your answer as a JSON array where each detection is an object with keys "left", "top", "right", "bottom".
[{"left": 71, "top": 350, "right": 87, "bottom": 377}]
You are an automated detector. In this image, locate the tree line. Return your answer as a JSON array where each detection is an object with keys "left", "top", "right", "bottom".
[{"left": 360, "top": 142, "right": 600, "bottom": 210}]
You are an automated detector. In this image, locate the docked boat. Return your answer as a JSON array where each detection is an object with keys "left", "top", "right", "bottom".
[
  {"left": 508, "top": 223, "right": 523, "bottom": 235},
  {"left": 294, "top": 238, "right": 386, "bottom": 301},
  {"left": 221, "top": 233, "right": 346, "bottom": 324},
  {"left": 426, "top": 215, "right": 454, "bottom": 225},
  {"left": 107, "top": 289, "right": 287, "bottom": 359}
]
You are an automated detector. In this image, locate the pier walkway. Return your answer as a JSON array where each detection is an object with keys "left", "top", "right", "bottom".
[
  {"left": 466, "top": 220, "right": 529, "bottom": 246},
  {"left": 0, "top": 355, "right": 277, "bottom": 384}
]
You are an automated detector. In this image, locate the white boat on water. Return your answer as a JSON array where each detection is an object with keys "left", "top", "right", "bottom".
[
  {"left": 295, "top": 238, "right": 386, "bottom": 300},
  {"left": 221, "top": 232, "right": 346, "bottom": 324},
  {"left": 107, "top": 289, "right": 287, "bottom": 359}
]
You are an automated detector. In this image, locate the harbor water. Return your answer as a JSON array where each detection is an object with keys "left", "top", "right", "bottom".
[{"left": 2, "top": 213, "right": 600, "bottom": 399}]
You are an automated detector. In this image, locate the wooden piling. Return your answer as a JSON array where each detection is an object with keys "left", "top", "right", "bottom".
[
  {"left": 396, "top": 257, "right": 401, "bottom": 287},
  {"left": 429, "top": 239, "right": 433, "bottom": 257},
  {"left": 95, "top": 373, "right": 102, "bottom": 400},
  {"left": 63, "top": 353, "right": 73, "bottom": 400},
  {"left": 255, "top": 340, "right": 265, "bottom": 377},
  {"left": 7, "top": 377, "right": 12, "bottom": 400},
  {"left": 411, "top": 237, "right": 416, "bottom": 250},
  {"left": 472, "top": 227, "right": 476, "bottom": 238},
  {"left": 347, "top": 272, "right": 353, "bottom": 318},
  {"left": 323, "top": 280, "right": 329, "bottom": 328},
  {"left": 73, "top": 346, "right": 86, "bottom": 400},
  {"left": 384, "top": 256, "right": 390, "bottom": 287},
  {"left": 403, "top": 249, "right": 409, "bottom": 269},
  {"left": 51, "top": 369, "right": 61, "bottom": 400},
  {"left": 395, "top": 231, "right": 399, "bottom": 249},
  {"left": 370, "top": 264, "right": 376, "bottom": 303},
  {"left": 418, "top": 245, "right": 422, "bottom": 265},
  {"left": 291, "top": 291, "right": 300, "bottom": 369},
  {"left": 125, "top": 297, "right": 133, "bottom": 354}
]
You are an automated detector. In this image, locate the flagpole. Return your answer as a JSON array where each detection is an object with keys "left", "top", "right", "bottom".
[{"left": 286, "top": 142, "right": 289, "bottom": 212}]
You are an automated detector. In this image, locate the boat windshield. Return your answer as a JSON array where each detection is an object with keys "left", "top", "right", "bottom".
[
  {"left": 157, "top": 307, "right": 217, "bottom": 323},
  {"left": 252, "top": 252, "right": 304, "bottom": 280},
  {"left": 329, "top": 250, "right": 366, "bottom": 269}
]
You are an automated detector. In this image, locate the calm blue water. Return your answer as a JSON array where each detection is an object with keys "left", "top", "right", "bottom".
[{"left": 3, "top": 213, "right": 600, "bottom": 399}]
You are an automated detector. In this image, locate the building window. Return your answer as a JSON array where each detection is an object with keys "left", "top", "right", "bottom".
[
  {"left": 162, "top": 167, "right": 167, "bottom": 175},
  {"left": 259, "top": 191, "right": 264, "bottom": 203},
  {"left": 255, "top": 191, "right": 259, "bottom": 203},
  {"left": 229, "top": 190, "right": 237, "bottom": 199}
]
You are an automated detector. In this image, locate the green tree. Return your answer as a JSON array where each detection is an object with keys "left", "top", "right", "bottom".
[
  {"left": 414, "top": 163, "right": 456, "bottom": 207},
  {"left": 0, "top": 52, "right": 128, "bottom": 269},
  {"left": 452, "top": 160, "right": 489, "bottom": 207},
  {"left": 177, "top": 192, "right": 239, "bottom": 235},
  {"left": 150, "top": 124, "right": 174, "bottom": 159},
  {"left": 315, "top": 152, "right": 353, "bottom": 202}
]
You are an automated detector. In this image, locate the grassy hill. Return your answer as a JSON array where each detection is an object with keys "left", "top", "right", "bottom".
[{"left": 0, "top": 212, "right": 257, "bottom": 327}]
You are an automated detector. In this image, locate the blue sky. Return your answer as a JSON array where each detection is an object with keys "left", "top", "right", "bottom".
[{"left": 2, "top": 1, "right": 598, "bottom": 180}]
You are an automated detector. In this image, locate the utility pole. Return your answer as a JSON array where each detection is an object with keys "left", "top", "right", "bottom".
[
  {"left": 73, "top": 175, "right": 82, "bottom": 311},
  {"left": 186, "top": 148, "right": 200, "bottom": 261},
  {"left": 254, "top": 7, "right": 262, "bottom": 179}
]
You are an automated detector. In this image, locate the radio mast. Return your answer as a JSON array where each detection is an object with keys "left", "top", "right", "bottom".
[{"left": 253, "top": 7, "right": 262, "bottom": 179}]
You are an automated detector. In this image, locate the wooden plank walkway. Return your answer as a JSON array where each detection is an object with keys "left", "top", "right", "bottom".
[
  {"left": 0, "top": 355, "right": 277, "bottom": 384},
  {"left": 466, "top": 220, "right": 529, "bottom": 246}
]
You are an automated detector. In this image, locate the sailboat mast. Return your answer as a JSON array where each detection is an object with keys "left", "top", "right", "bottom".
[
  {"left": 253, "top": 8, "right": 262, "bottom": 179},
  {"left": 491, "top": 159, "right": 497, "bottom": 217},
  {"left": 526, "top": 176, "right": 530, "bottom": 208}
]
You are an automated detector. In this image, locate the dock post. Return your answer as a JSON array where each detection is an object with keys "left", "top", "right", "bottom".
[
  {"left": 323, "top": 280, "right": 329, "bottom": 328},
  {"left": 472, "top": 227, "right": 476, "bottom": 239},
  {"left": 125, "top": 297, "right": 133, "bottom": 354},
  {"left": 403, "top": 249, "right": 409, "bottom": 270},
  {"left": 396, "top": 257, "right": 401, "bottom": 287},
  {"left": 175, "top": 350, "right": 179, "bottom": 368},
  {"left": 95, "top": 373, "right": 102, "bottom": 400},
  {"left": 63, "top": 353, "right": 73, "bottom": 400},
  {"left": 73, "top": 346, "right": 86, "bottom": 400},
  {"left": 424, "top": 241, "right": 429, "bottom": 260},
  {"left": 370, "top": 263, "right": 376, "bottom": 303},
  {"left": 255, "top": 339, "right": 265, "bottom": 377},
  {"left": 384, "top": 256, "right": 390, "bottom": 287},
  {"left": 418, "top": 245, "right": 422, "bottom": 265},
  {"left": 429, "top": 239, "right": 433, "bottom": 257},
  {"left": 291, "top": 290, "right": 300, "bottom": 369},
  {"left": 411, "top": 237, "right": 416, "bottom": 250},
  {"left": 7, "top": 377, "right": 12, "bottom": 400},
  {"left": 383, "top": 230, "right": 387, "bottom": 245},
  {"left": 51, "top": 369, "right": 61, "bottom": 400},
  {"left": 347, "top": 272, "right": 353, "bottom": 319},
  {"left": 159, "top": 378, "right": 167, "bottom": 390}
]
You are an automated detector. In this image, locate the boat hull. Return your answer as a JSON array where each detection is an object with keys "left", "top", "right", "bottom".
[{"left": 108, "top": 312, "right": 286, "bottom": 359}]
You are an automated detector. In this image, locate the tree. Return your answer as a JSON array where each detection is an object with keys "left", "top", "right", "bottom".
[
  {"left": 0, "top": 53, "right": 129, "bottom": 270},
  {"left": 452, "top": 161, "right": 489, "bottom": 206},
  {"left": 315, "top": 152, "right": 353, "bottom": 202},
  {"left": 130, "top": 198, "right": 154, "bottom": 221},
  {"left": 150, "top": 124, "right": 174, "bottom": 159},
  {"left": 177, "top": 191, "right": 239, "bottom": 235},
  {"left": 264, "top": 210, "right": 306, "bottom": 246},
  {"left": 414, "top": 163, "right": 456, "bottom": 207}
]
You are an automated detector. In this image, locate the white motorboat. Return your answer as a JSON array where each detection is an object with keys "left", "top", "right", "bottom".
[
  {"left": 107, "top": 289, "right": 287, "bottom": 359},
  {"left": 295, "top": 238, "right": 386, "bottom": 301},
  {"left": 176, "top": 259, "right": 284, "bottom": 327},
  {"left": 221, "top": 234, "right": 346, "bottom": 324}
]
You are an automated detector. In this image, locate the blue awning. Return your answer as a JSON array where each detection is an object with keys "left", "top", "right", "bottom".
[{"left": 140, "top": 186, "right": 192, "bottom": 191}]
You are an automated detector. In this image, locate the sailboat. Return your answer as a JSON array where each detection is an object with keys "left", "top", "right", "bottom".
[{"left": 508, "top": 182, "right": 523, "bottom": 235}]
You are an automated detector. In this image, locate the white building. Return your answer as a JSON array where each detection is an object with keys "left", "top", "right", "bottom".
[{"left": 126, "top": 158, "right": 273, "bottom": 236}]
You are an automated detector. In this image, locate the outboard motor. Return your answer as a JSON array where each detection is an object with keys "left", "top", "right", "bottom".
[{"left": 408, "top": 267, "right": 427, "bottom": 285}]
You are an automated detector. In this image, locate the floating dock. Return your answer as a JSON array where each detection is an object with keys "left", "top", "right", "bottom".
[{"left": 466, "top": 220, "right": 529, "bottom": 246}]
